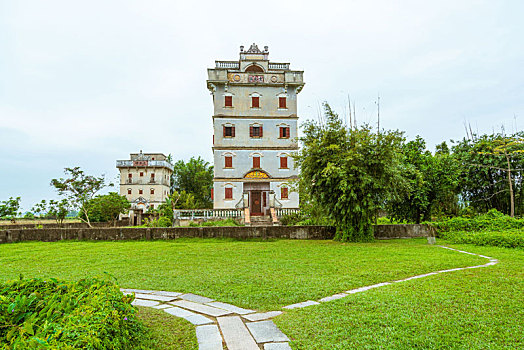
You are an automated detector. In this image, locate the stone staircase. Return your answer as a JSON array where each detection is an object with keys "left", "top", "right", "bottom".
[{"left": 249, "top": 216, "right": 274, "bottom": 226}]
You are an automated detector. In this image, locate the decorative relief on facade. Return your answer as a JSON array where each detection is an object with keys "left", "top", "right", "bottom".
[
  {"left": 227, "top": 73, "right": 284, "bottom": 84},
  {"left": 244, "top": 170, "right": 270, "bottom": 179}
]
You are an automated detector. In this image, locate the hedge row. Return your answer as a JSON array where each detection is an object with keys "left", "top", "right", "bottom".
[
  {"left": 0, "top": 277, "right": 151, "bottom": 349},
  {"left": 439, "top": 229, "right": 524, "bottom": 249}
]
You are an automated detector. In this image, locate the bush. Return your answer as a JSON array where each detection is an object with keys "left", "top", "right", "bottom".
[
  {"left": 439, "top": 230, "right": 523, "bottom": 249},
  {"left": 188, "top": 218, "right": 241, "bottom": 227},
  {"left": 0, "top": 277, "right": 152, "bottom": 349},
  {"left": 431, "top": 209, "right": 524, "bottom": 248}
]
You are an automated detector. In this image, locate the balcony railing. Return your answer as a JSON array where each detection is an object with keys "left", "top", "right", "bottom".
[
  {"left": 216, "top": 61, "right": 240, "bottom": 69},
  {"left": 174, "top": 209, "right": 242, "bottom": 220},
  {"left": 275, "top": 208, "right": 300, "bottom": 217},
  {"left": 269, "top": 62, "right": 290, "bottom": 70},
  {"left": 116, "top": 160, "right": 173, "bottom": 170}
]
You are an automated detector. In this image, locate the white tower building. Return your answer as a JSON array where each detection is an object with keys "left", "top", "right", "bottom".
[{"left": 207, "top": 44, "right": 304, "bottom": 216}]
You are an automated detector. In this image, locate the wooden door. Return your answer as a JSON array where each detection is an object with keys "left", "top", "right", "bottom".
[{"left": 251, "top": 191, "right": 262, "bottom": 215}]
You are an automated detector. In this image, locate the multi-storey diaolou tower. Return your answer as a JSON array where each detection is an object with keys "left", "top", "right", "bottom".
[{"left": 207, "top": 44, "right": 304, "bottom": 214}]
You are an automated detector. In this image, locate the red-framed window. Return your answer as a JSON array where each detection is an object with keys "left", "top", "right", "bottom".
[
  {"left": 253, "top": 156, "right": 260, "bottom": 168},
  {"left": 279, "top": 97, "right": 287, "bottom": 109},
  {"left": 225, "top": 187, "right": 233, "bottom": 199},
  {"left": 280, "top": 156, "right": 288, "bottom": 169},
  {"left": 225, "top": 156, "right": 233, "bottom": 168},
  {"left": 279, "top": 126, "right": 290, "bottom": 138},
  {"left": 150, "top": 189, "right": 155, "bottom": 195},
  {"left": 251, "top": 96, "right": 260, "bottom": 108},
  {"left": 223, "top": 126, "right": 235, "bottom": 137},
  {"left": 128, "top": 173, "right": 132, "bottom": 178},
  {"left": 139, "top": 189, "right": 143, "bottom": 195},
  {"left": 127, "top": 189, "right": 132, "bottom": 195},
  {"left": 281, "top": 187, "right": 288, "bottom": 199},
  {"left": 211, "top": 188, "right": 214, "bottom": 200},
  {"left": 250, "top": 126, "right": 263, "bottom": 138},
  {"left": 140, "top": 172, "right": 144, "bottom": 177},
  {"left": 225, "top": 95, "right": 233, "bottom": 107}
]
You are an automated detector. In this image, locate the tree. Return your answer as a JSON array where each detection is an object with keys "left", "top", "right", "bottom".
[
  {"left": 0, "top": 197, "right": 21, "bottom": 222},
  {"left": 82, "top": 192, "right": 130, "bottom": 225},
  {"left": 295, "top": 103, "right": 407, "bottom": 241},
  {"left": 453, "top": 132, "right": 524, "bottom": 216},
  {"left": 32, "top": 200, "right": 48, "bottom": 219},
  {"left": 47, "top": 199, "right": 70, "bottom": 226},
  {"left": 387, "top": 137, "right": 460, "bottom": 223},
  {"left": 172, "top": 157, "right": 213, "bottom": 208},
  {"left": 50, "top": 167, "right": 110, "bottom": 227}
]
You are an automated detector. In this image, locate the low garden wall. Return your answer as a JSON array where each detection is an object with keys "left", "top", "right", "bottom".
[
  {"left": 374, "top": 224, "right": 435, "bottom": 239},
  {"left": 0, "top": 226, "right": 336, "bottom": 244},
  {"left": 0, "top": 220, "right": 129, "bottom": 231},
  {"left": 0, "top": 224, "right": 434, "bottom": 244}
]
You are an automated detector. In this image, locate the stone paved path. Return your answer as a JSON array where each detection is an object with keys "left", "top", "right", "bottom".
[{"left": 123, "top": 245, "right": 498, "bottom": 349}]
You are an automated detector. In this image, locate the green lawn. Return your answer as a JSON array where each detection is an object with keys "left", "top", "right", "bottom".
[
  {"left": 0, "top": 239, "right": 484, "bottom": 311},
  {"left": 274, "top": 243, "right": 524, "bottom": 349},
  {"left": 136, "top": 306, "right": 197, "bottom": 349}
]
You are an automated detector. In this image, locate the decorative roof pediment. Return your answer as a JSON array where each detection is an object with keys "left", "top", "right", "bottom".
[
  {"left": 246, "top": 43, "right": 262, "bottom": 53},
  {"left": 244, "top": 170, "right": 271, "bottom": 179}
]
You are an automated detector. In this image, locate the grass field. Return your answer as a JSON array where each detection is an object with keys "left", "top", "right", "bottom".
[
  {"left": 1, "top": 238, "right": 520, "bottom": 349},
  {"left": 275, "top": 243, "right": 523, "bottom": 349},
  {"left": 0, "top": 239, "right": 484, "bottom": 311}
]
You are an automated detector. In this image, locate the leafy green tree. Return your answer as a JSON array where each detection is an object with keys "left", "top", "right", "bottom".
[
  {"left": 295, "top": 103, "right": 407, "bottom": 241},
  {"left": 0, "top": 197, "right": 21, "bottom": 221},
  {"left": 82, "top": 192, "right": 130, "bottom": 225},
  {"left": 387, "top": 138, "right": 460, "bottom": 223},
  {"left": 31, "top": 200, "right": 48, "bottom": 219},
  {"left": 47, "top": 199, "right": 70, "bottom": 226},
  {"left": 50, "top": 167, "right": 110, "bottom": 227},
  {"left": 171, "top": 157, "right": 213, "bottom": 208},
  {"left": 452, "top": 132, "right": 524, "bottom": 216}
]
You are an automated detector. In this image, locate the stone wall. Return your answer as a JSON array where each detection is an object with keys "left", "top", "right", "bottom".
[
  {"left": 0, "top": 220, "right": 129, "bottom": 231},
  {"left": 374, "top": 224, "right": 435, "bottom": 239},
  {"left": 0, "top": 224, "right": 434, "bottom": 244},
  {"left": 0, "top": 226, "right": 336, "bottom": 244}
]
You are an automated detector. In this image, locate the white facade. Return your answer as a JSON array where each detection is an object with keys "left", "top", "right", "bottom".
[{"left": 208, "top": 44, "right": 304, "bottom": 214}]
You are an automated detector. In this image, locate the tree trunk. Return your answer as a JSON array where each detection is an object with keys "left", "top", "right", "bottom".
[{"left": 505, "top": 151, "right": 515, "bottom": 217}]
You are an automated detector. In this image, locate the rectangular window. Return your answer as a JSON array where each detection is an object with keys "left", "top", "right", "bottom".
[
  {"left": 250, "top": 126, "right": 263, "bottom": 138},
  {"left": 280, "top": 156, "right": 288, "bottom": 169},
  {"left": 279, "top": 126, "right": 290, "bottom": 138},
  {"left": 263, "top": 192, "right": 267, "bottom": 207},
  {"left": 150, "top": 189, "right": 155, "bottom": 195},
  {"left": 128, "top": 173, "right": 132, "bottom": 178},
  {"left": 279, "top": 97, "right": 287, "bottom": 109},
  {"left": 225, "top": 95, "right": 232, "bottom": 107},
  {"left": 223, "top": 126, "right": 235, "bottom": 137},
  {"left": 127, "top": 189, "right": 132, "bottom": 195},
  {"left": 225, "top": 187, "right": 233, "bottom": 199},
  {"left": 281, "top": 187, "right": 288, "bottom": 199},
  {"left": 139, "top": 189, "right": 143, "bottom": 195},
  {"left": 140, "top": 172, "right": 144, "bottom": 177},
  {"left": 253, "top": 156, "right": 260, "bottom": 168},
  {"left": 225, "top": 156, "right": 233, "bottom": 168},
  {"left": 211, "top": 188, "right": 214, "bottom": 200},
  {"left": 251, "top": 96, "right": 260, "bottom": 108}
]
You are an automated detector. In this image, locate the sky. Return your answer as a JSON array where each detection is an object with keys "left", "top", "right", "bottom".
[{"left": 1, "top": 0, "right": 523, "bottom": 211}]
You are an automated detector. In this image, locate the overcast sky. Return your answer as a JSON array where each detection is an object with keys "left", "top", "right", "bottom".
[{"left": 1, "top": 0, "right": 523, "bottom": 211}]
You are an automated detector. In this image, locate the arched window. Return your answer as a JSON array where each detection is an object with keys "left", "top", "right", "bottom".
[{"left": 245, "top": 64, "right": 264, "bottom": 73}]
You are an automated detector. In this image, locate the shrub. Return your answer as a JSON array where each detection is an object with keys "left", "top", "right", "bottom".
[
  {"left": 439, "top": 230, "right": 523, "bottom": 249},
  {"left": 188, "top": 218, "right": 241, "bottom": 227},
  {"left": 0, "top": 277, "right": 152, "bottom": 349}
]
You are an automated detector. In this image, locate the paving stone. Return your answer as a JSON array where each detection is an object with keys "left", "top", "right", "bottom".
[
  {"left": 264, "top": 342, "right": 292, "bottom": 350},
  {"left": 170, "top": 300, "right": 232, "bottom": 317},
  {"left": 346, "top": 282, "right": 391, "bottom": 293},
  {"left": 246, "top": 320, "right": 289, "bottom": 343},
  {"left": 150, "top": 290, "right": 183, "bottom": 297},
  {"left": 151, "top": 304, "right": 171, "bottom": 309},
  {"left": 282, "top": 300, "right": 319, "bottom": 309},
  {"left": 131, "top": 299, "right": 159, "bottom": 307},
  {"left": 206, "top": 301, "right": 254, "bottom": 315},
  {"left": 121, "top": 288, "right": 155, "bottom": 294},
  {"left": 180, "top": 293, "right": 215, "bottom": 303},
  {"left": 164, "top": 307, "right": 214, "bottom": 325},
  {"left": 196, "top": 325, "right": 223, "bottom": 350},
  {"left": 218, "top": 316, "right": 259, "bottom": 350},
  {"left": 319, "top": 293, "right": 348, "bottom": 302},
  {"left": 134, "top": 293, "right": 178, "bottom": 302},
  {"left": 243, "top": 311, "right": 283, "bottom": 322}
]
